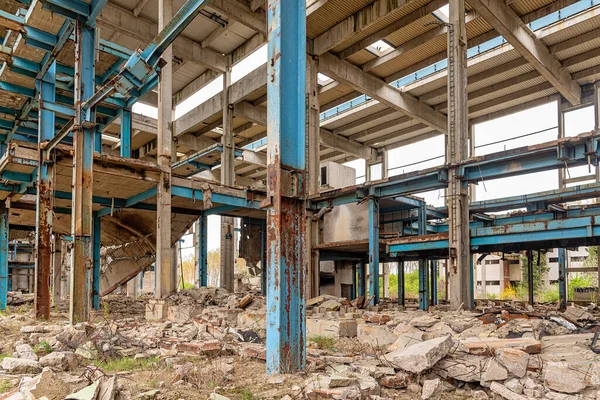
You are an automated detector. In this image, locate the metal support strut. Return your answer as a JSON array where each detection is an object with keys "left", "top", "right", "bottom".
[
  {"left": 368, "top": 197, "right": 380, "bottom": 305},
  {"left": 196, "top": 213, "right": 208, "bottom": 287},
  {"left": 265, "top": 0, "right": 307, "bottom": 374}
]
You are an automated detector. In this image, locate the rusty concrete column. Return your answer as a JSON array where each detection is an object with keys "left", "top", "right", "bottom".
[
  {"left": 220, "top": 64, "right": 235, "bottom": 292},
  {"left": 155, "top": 0, "right": 175, "bottom": 299},
  {"left": 70, "top": 20, "right": 96, "bottom": 323},
  {"left": 447, "top": 0, "right": 472, "bottom": 310}
]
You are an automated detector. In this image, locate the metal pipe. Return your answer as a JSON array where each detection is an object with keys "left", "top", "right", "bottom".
[
  {"left": 0, "top": 204, "right": 7, "bottom": 310},
  {"left": 558, "top": 248, "right": 567, "bottom": 310},
  {"left": 527, "top": 249, "right": 534, "bottom": 305},
  {"left": 92, "top": 215, "right": 101, "bottom": 310}
]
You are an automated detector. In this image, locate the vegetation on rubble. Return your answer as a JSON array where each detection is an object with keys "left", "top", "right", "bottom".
[
  {"left": 92, "top": 356, "right": 159, "bottom": 372},
  {"left": 0, "top": 379, "right": 14, "bottom": 394},
  {"left": 520, "top": 252, "right": 550, "bottom": 294},
  {"left": 388, "top": 270, "right": 445, "bottom": 300},
  {"left": 34, "top": 341, "right": 53, "bottom": 356},
  {"left": 0, "top": 353, "right": 8, "bottom": 362},
  {"left": 310, "top": 335, "right": 336, "bottom": 350}
]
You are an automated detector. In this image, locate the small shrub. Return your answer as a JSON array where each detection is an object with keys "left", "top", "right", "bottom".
[
  {"left": 499, "top": 284, "right": 517, "bottom": 300},
  {"left": 34, "top": 341, "right": 53, "bottom": 356},
  {"left": 310, "top": 335, "right": 336, "bottom": 350},
  {"left": 486, "top": 293, "right": 498, "bottom": 300}
]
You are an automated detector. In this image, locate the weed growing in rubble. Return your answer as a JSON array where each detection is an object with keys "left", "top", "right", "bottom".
[
  {"left": 310, "top": 335, "right": 336, "bottom": 350},
  {"left": 0, "top": 379, "right": 14, "bottom": 394},
  {"left": 0, "top": 354, "right": 8, "bottom": 362},
  {"left": 34, "top": 341, "right": 53, "bottom": 356},
  {"left": 235, "top": 387, "right": 255, "bottom": 400},
  {"left": 103, "top": 302, "right": 110, "bottom": 319},
  {"left": 92, "top": 356, "right": 159, "bottom": 372}
]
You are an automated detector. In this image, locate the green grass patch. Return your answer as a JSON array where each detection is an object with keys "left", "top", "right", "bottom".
[
  {"left": 34, "top": 341, "right": 53, "bottom": 356},
  {"left": 92, "top": 356, "right": 159, "bottom": 372},
  {"left": 0, "top": 354, "right": 9, "bottom": 362},
  {"left": 0, "top": 379, "right": 14, "bottom": 394},
  {"left": 310, "top": 335, "right": 336, "bottom": 351}
]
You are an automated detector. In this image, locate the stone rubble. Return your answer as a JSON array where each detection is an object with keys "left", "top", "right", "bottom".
[{"left": 2, "top": 292, "right": 600, "bottom": 399}]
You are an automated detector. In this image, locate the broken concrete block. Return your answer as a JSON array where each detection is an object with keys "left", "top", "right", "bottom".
[
  {"left": 387, "top": 329, "right": 425, "bottom": 352},
  {"left": 39, "top": 351, "right": 79, "bottom": 371},
  {"left": 14, "top": 344, "right": 37, "bottom": 361},
  {"left": 320, "top": 300, "right": 341, "bottom": 311},
  {"left": 1, "top": 357, "right": 41, "bottom": 374},
  {"left": 167, "top": 305, "right": 202, "bottom": 323},
  {"left": 504, "top": 378, "right": 523, "bottom": 394},
  {"left": 145, "top": 300, "right": 168, "bottom": 321},
  {"left": 421, "top": 378, "right": 442, "bottom": 400},
  {"left": 97, "top": 376, "right": 117, "bottom": 400},
  {"left": 436, "top": 353, "right": 486, "bottom": 382},
  {"left": 65, "top": 381, "right": 100, "bottom": 400},
  {"left": 358, "top": 375, "right": 380, "bottom": 396},
  {"left": 208, "top": 394, "right": 230, "bottom": 400},
  {"left": 307, "top": 318, "right": 357, "bottom": 338},
  {"left": 544, "top": 362, "right": 587, "bottom": 394},
  {"left": 495, "top": 348, "right": 529, "bottom": 378},
  {"left": 410, "top": 315, "right": 439, "bottom": 328},
  {"left": 379, "top": 371, "right": 413, "bottom": 389},
  {"left": 490, "top": 381, "right": 528, "bottom": 400},
  {"left": 461, "top": 337, "right": 541, "bottom": 355},
  {"left": 328, "top": 375, "right": 358, "bottom": 388},
  {"left": 357, "top": 324, "right": 397, "bottom": 349},
  {"left": 237, "top": 310, "right": 266, "bottom": 330},
  {"left": 481, "top": 358, "right": 508, "bottom": 383},
  {"left": 386, "top": 335, "right": 453, "bottom": 374}
]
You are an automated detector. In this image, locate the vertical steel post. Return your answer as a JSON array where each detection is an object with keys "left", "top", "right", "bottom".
[
  {"left": 447, "top": 0, "right": 472, "bottom": 310},
  {"left": 418, "top": 202, "right": 428, "bottom": 310},
  {"left": 196, "top": 213, "right": 208, "bottom": 287},
  {"left": 155, "top": 0, "right": 174, "bottom": 299},
  {"left": 368, "top": 197, "right": 380, "bottom": 304},
  {"left": 351, "top": 262, "right": 357, "bottom": 300},
  {"left": 357, "top": 259, "right": 365, "bottom": 297},
  {"left": 265, "top": 0, "right": 306, "bottom": 374},
  {"left": 398, "top": 260, "right": 404, "bottom": 306},
  {"left": 94, "top": 126, "right": 102, "bottom": 153},
  {"left": 431, "top": 260, "right": 438, "bottom": 306},
  {"left": 0, "top": 204, "right": 7, "bottom": 310},
  {"left": 558, "top": 248, "right": 567, "bottom": 310},
  {"left": 92, "top": 215, "right": 101, "bottom": 310},
  {"left": 35, "top": 60, "right": 56, "bottom": 320},
  {"left": 120, "top": 108, "right": 132, "bottom": 158},
  {"left": 527, "top": 249, "right": 534, "bottom": 305},
  {"left": 70, "top": 20, "right": 95, "bottom": 323}
]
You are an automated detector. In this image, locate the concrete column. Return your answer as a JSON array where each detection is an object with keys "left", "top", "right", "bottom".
[
  {"left": 480, "top": 260, "right": 487, "bottom": 298},
  {"left": 155, "top": 0, "right": 175, "bottom": 299},
  {"left": 382, "top": 263, "right": 389, "bottom": 298},
  {"left": 447, "top": 0, "right": 472, "bottom": 310},
  {"left": 52, "top": 237, "right": 62, "bottom": 303},
  {"left": 220, "top": 65, "right": 235, "bottom": 292},
  {"left": 127, "top": 277, "right": 138, "bottom": 298},
  {"left": 558, "top": 98, "right": 566, "bottom": 189},
  {"left": 60, "top": 240, "right": 69, "bottom": 301},
  {"left": 307, "top": 55, "right": 320, "bottom": 298}
]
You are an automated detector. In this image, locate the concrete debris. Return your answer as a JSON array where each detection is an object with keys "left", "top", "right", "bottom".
[
  {"left": 3, "top": 294, "right": 600, "bottom": 398},
  {"left": 386, "top": 335, "right": 453, "bottom": 374}
]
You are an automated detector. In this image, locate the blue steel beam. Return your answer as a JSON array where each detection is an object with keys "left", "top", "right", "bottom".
[
  {"left": 397, "top": 260, "right": 404, "bottom": 306},
  {"left": 265, "top": 0, "right": 307, "bottom": 374},
  {"left": 120, "top": 108, "right": 131, "bottom": 158}
]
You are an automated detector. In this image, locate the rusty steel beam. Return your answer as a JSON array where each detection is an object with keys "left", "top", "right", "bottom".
[
  {"left": 70, "top": 20, "right": 96, "bottom": 324},
  {"left": 34, "top": 61, "right": 57, "bottom": 320}
]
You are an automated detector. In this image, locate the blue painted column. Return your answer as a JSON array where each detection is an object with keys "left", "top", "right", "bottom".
[
  {"left": 558, "top": 248, "right": 567, "bottom": 310},
  {"left": 0, "top": 204, "right": 7, "bottom": 310},
  {"left": 431, "top": 260, "right": 438, "bottom": 306},
  {"left": 196, "top": 213, "right": 208, "bottom": 287},
  {"left": 368, "top": 197, "right": 380, "bottom": 304},
  {"left": 138, "top": 271, "right": 144, "bottom": 290},
  {"left": 34, "top": 60, "right": 56, "bottom": 320},
  {"left": 265, "top": 0, "right": 307, "bottom": 374},
  {"left": 398, "top": 260, "right": 404, "bottom": 306},
  {"left": 92, "top": 215, "right": 101, "bottom": 310},
  {"left": 120, "top": 108, "right": 132, "bottom": 158},
  {"left": 71, "top": 20, "right": 96, "bottom": 323},
  {"left": 357, "top": 259, "right": 366, "bottom": 297},
  {"left": 418, "top": 202, "right": 429, "bottom": 310}
]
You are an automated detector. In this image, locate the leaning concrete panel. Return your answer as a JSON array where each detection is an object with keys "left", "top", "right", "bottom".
[{"left": 322, "top": 202, "right": 369, "bottom": 243}]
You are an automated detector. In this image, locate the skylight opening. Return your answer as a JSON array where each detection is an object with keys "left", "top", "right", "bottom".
[
  {"left": 318, "top": 73, "right": 331, "bottom": 85},
  {"left": 437, "top": 5, "right": 449, "bottom": 18},
  {"left": 366, "top": 40, "right": 393, "bottom": 56}
]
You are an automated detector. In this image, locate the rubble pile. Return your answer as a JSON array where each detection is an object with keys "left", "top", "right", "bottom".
[{"left": 2, "top": 290, "right": 600, "bottom": 399}]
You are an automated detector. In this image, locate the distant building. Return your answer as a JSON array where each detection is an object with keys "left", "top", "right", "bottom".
[
  {"left": 547, "top": 247, "right": 590, "bottom": 284},
  {"left": 475, "top": 254, "right": 522, "bottom": 297}
]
